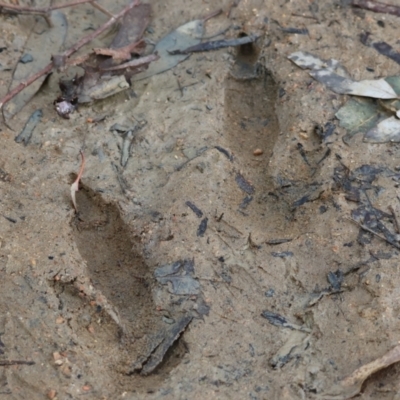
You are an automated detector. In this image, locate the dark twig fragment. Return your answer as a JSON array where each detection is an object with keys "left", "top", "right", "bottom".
[
  {"left": 352, "top": 0, "right": 400, "bottom": 17},
  {"left": 186, "top": 201, "right": 203, "bottom": 218},
  {"left": 347, "top": 217, "right": 400, "bottom": 250},
  {"left": 0, "top": 360, "right": 35, "bottom": 366},
  {"left": 169, "top": 35, "right": 259, "bottom": 55}
]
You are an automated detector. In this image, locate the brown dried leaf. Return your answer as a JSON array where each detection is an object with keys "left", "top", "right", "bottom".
[{"left": 94, "top": 39, "right": 145, "bottom": 61}]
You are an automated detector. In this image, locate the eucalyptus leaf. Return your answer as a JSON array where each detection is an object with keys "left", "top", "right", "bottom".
[
  {"left": 4, "top": 11, "right": 67, "bottom": 121},
  {"left": 289, "top": 51, "right": 398, "bottom": 99},
  {"left": 132, "top": 19, "right": 204, "bottom": 81},
  {"left": 335, "top": 98, "right": 390, "bottom": 144},
  {"left": 364, "top": 116, "right": 400, "bottom": 143}
]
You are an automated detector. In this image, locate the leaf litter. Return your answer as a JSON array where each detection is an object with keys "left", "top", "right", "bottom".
[{"left": 289, "top": 51, "right": 400, "bottom": 143}]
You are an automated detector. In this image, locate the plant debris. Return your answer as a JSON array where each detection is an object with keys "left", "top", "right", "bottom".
[
  {"left": 14, "top": 109, "right": 42, "bottom": 145},
  {"left": 322, "top": 344, "right": 400, "bottom": 399},
  {"left": 3, "top": 11, "right": 67, "bottom": 121},
  {"left": 288, "top": 51, "right": 398, "bottom": 99},
  {"left": 352, "top": 0, "right": 400, "bottom": 17},
  {"left": 70, "top": 151, "right": 85, "bottom": 212},
  {"left": 185, "top": 201, "right": 204, "bottom": 218},
  {"left": 132, "top": 18, "right": 205, "bottom": 81},
  {"left": 169, "top": 34, "right": 259, "bottom": 55},
  {"left": 0, "top": 0, "right": 143, "bottom": 118}
]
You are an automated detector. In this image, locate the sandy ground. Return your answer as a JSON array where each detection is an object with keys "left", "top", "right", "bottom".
[{"left": 2, "top": 0, "right": 400, "bottom": 399}]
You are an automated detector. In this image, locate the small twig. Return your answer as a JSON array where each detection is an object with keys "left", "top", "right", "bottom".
[
  {"left": 347, "top": 217, "right": 400, "bottom": 250},
  {"left": 0, "top": 0, "right": 94, "bottom": 15},
  {"left": 0, "top": 0, "right": 140, "bottom": 112},
  {"left": 389, "top": 205, "right": 400, "bottom": 234},
  {"left": 0, "top": 360, "right": 35, "bottom": 366},
  {"left": 291, "top": 12, "right": 319, "bottom": 20},
  {"left": 89, "top": 1, "right": 116, "bottom": 18},
  {"left": 352, "top": 0, "right": 400, "bottom": 17},
  {"left": 203, "top": 9, "right": 222, "bottom": 21},
  {"left": 100, "top": 53, "right": 159, "bottom": 72},
  {"left": 71, "top": 151, "right": 86, "bottom": 212}
]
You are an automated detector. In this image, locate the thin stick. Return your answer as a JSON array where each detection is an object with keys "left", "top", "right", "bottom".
[
  {"left": 90, "top": 1, "right": 116, "bottom": 18},
  {"left": 100, "top": 53, "right": 158, "bottom": 71},
  {"left": 389, "top": 205, "right": 400, "bottom": 234},
  {"left": 0, "top": 0, "right": 140, "bottom": 112},
  {"left": 352, "top": 0, "right": 400, "bottom": 17},
  {"left": 291, "top": 13, "right": 319, "bottom": 20},
  {"left": 0, "top": 0, "right": 94, "bottom": 15},
  {"left": 0, "top": 360, "right": 35, "bottom": 366}
]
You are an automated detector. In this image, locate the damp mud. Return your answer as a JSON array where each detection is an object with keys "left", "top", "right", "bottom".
[{"left": 2, "top": 1, "right": 400, "bottom": 399}]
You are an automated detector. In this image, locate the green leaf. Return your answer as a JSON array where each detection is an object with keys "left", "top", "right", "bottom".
[{"left": 335, "top": 98, "right": 390, "bottom": 144}]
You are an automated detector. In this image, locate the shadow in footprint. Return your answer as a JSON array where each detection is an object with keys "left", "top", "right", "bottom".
[
  {"left": 224, "top": 43, "right": 290, "bottom": 231},
  {"left": 71, "top": 185, "right": 156, "bottom": 336}
]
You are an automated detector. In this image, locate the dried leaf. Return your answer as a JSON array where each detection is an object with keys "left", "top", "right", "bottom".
[
  {"left": 364, "top": 116, "right": 400, "bottom": 142},
  {"left": 99, "top": 4, "right": 151, "bottom": 69},
  {"left": 289, "top": 51, "right": 398, "bottom": 99},
  {"left": 3, "top": 11, "right": 68, "bottom": 121},
  {"left": 71, "top": 151, "right": 85, "bottom": 212},
  {"left": 336, "top": 98, "right": 387, "bottom": 143},
  {"left": 132, "top": 19, "right": 205, "bottom": 81}
]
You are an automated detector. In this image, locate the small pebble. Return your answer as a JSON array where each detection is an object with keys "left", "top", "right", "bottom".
[
  {"left": 47, "top": 389, "right": 57, "bottom": 400},
  {"left": 55, "top": 316, "right": 64, "bottom": 324},
  {"left": 253, "top": 149, "right": 263, "bottom": 156},
  {"left": 20, "top": 53, "right": 33, "bottom": 63}
]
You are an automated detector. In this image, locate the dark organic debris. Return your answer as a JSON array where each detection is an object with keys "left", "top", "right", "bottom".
[
  {"left": 296, "top": 142, "right": 310, "bottom": 166},
  {"left": 120, "top": 122, "right": 145, "bottom": 167},
  {"left": 0, "top": 360, "right": 35, "bottom": 366},
  {"left": 185, "top": 201, "right": 203, "bottom": 218},
  {"left": 271, "top": 251, "right": 294, "bottom": 258},
  {"left": 197, "top": 217, "right": 208, "bottom": 237},
  {"left": 215, "top": 145, "right": 233, "bottom": 161},
  {"left": 334, "top": 162, "right": 400, "bottom": 250},
  {"left": 261, "top": 310, "right": 311, "bottom": 332},
  {"left": 292, "top": 195, "right": 310, "bottom": 208},
  {"left": 15, "top": 109, "right": 42, "bottom": 145},
  {"left": 2, "top": 215, "right": 17, "bottom": 223},
  {"left": 235, "top": 172, "right": 255, "bottom": 194},
  {"left": 155, "top": 259, "right": 200, "bottom": 295},
  {"left": 239, "top": 195, "right": 253, "bottom": 210},
  {"left": 262, "top": 310, "right": 287, "bottom": 328},
  {"left": 327, "top": 269, "right": 344, "bottom": 291},
  {"left": 352, "top": 0, "right": 400, "bottom": 17},
  {"left": 140, "top": 315, "right": 193, "bottom": 375},
  {"left": 266, "top": 238, "right": 293, "bottom": 245},
  {"left": 132, "top": 18, "right": 205, "bottom": 82},
  {"left": 169, "top": 34, "right": 259, "bottom": 55},
  {"left": 280, "top": 27, "right": 308, "bottom": 35},
  {"left": 360, "top": 32, "right": 400, "bottom": 65},
  {"left": 315, "top": 121, "right": 336, "bottom": 142}
]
